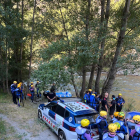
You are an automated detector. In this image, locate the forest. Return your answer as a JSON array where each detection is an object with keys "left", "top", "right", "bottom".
[{"left": 0, "top": 0, "right": 140, "bottom": 97}]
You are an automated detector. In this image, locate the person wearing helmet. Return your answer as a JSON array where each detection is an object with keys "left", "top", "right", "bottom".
[
  {"left": 29, "top": 82, "right": 34, "bottom": 90},
  {"left": 116, "top": 93, "right": 125, "bottom": 112},
  {"left": 89, "top": 93, "right": 96, "bottom": 108},
  {"left": 35, "top": 81, "right": 41, "bottom": 98},
  {"left": 108, "top": 95, "right": 116, "bottom": 119},
  {"left": 94, "top": 93, "right": 101, "bottom": 112},
  {"left": 96, "top": 111, "right": 108, "bottom": 140},
  {"left": 10, "top": 81, "right": 17, "bottom": 104},
  {"left": 101, "top": 92, "right": 109, "bottom": 112},
  {"left": 88, "top": 89, "right": 92, "bottom": 96},
  {"left": 112, "top": 112, "right": 119, "bottom": 123},
  {"left": 76, "top": 119, "right": 93, "bottom": 140},
  {"left": 84, "top": 91, "right": 90, "bottom": 105},
  {"left": 117, "top": 112, "right": 128, "bottom": 137},
  {"left": 115, "top": 122, "right": 124, "bottom": 140},
  {"left": 15, "top": 84, "right": 22, "bottom": 107},
  {"left": 30, "top": 85, "right": 35, "bottom": 102},
  {"left": 103, "top": 123, "right": 119, "bottom": 140},
  {"left": 127, "top": 115, "right": 140, "bottom": 140}
]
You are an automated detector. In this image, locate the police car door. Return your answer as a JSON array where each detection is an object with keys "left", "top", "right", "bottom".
[
  {"left": 55, "top": 104, "right": 66, "bottom": 131},
  {"left": 43, "top": 102, "right": 57, "bottom": 129}
]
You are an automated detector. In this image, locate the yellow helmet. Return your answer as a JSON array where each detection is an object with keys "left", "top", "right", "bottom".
[
  {"left": 133, "top": 115, "right": 140, "bottom": 122},
  {"left": 19, "top": 82, "right": 22, "bottom": 85},
  {"left": 13, "top": 81, "right": 17, "bottom": 84},
  {"left": 17, "top": 84, "right": 21, "bottom": 88},
  {"left": 114, "top": 112, "right": 119, "bottom": 117},
  {"left": 108, "top": 123, "right": 118, "bottom": 133},
  {"left": 118, "top": 112, "right": 125, "bottom": 118},
  {"left": 118, "top": 93, "right": 122, "bottom": 96},
  {"left": 31, "top": 85, "right": 34, "bottom": 87},
  {"left": 81, "top": 119, "right": 90, "bottom": 127},
  {"left": 100, "top": 111, "right": 107, "bottom": 117},
  {"left": 114, "top": 122, "right": 121, "bottom": 130},
  {"left": 92, "top": 94, "right": 95, "bottom": 96},
  {"left": 37, "top": 81, "right": 39, "bottom": 82},
  {"left": 88, "top": 89, "right": 92, "bottom": 92}
]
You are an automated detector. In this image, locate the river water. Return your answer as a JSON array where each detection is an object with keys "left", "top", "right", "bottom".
[{"left": 64, "top": 74, "right": 140, "bottom": 111}]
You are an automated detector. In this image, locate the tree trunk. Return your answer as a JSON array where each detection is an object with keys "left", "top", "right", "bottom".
[
  {"left": 80, "top": 0, "right": 91, "bottom": 97},
  {"left": 5, "top": 39, "right": 9, "bottom": 93},
  {"left": 80, "top": 67, "right": 86, "bottom": 97},
  {"left": 88, "top": 64, "right": 95, "bottom": 89},
  {"left": 95, "top": 0, "right": 110, "bottom": 94},
  {"left": 102, "top": 0, "right": 131, "bottom": 96},
  {"left": 28, "top": 0, "right": 36, "bottom": 89},
  {"left": 20, "top": 0, "right": 24, "bottom": 81}
]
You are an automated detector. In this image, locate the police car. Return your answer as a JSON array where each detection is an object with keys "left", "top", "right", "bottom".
[{"left": 38, "top": 98, "right": 99, "bottom": 140}]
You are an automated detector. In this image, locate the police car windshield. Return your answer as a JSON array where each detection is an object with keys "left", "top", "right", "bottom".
[{"left": 75, "top": 114, "right": 95, "bottom": 124}]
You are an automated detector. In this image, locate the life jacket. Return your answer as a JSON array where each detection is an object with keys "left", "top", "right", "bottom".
[
  {"left": 15, "top": 88, "right": 21, "bottom": 96},
  {"left": 96, "top": 116, "right": 108, "bottom": 132},
  {"left": 84, "top": 94, "right": 90, "bottom": 104},
  {"left": 116, "top": 120, "right": 127, "bottom": 135},
  {"left": 89, "top": 95, "right": 96, "bottom": 107},
  {"left": 116, "top": 98, "right": 125, "bottom": 106},
  {"left": 10, "top": 84, "right": 16, "bottom": 93},
  {"left": 132, "top": 125, "right": 140, "bottom": 140},
  {"left": 103, "top": 133, "right": 119, "bottom": 140},
  {"left": 116, "top": 132, "right": 124, "bottom": 140},
  {"left": 112, "top": 118, "right": 118, "bottom": 123},
  {"left": 76, "top": 126, "right": 87, "bottom": 140}
]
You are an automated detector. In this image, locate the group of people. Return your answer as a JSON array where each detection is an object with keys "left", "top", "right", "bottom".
[
  {"left": 10, "top": 81, "right": 24, "bottom": 106},
  {"left": 84, "top": 89, "right": 125, "bottom": 119},
  {"left": 10, "top": 81, "right": 40, "bottom": 105},
  {"left": 76, "top": 111, "right": 140, "bottom": 140},
  {"left": 29, "top": 81, "right": 40, "bottom": 102}
]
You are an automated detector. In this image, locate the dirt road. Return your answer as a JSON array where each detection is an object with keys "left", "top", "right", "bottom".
[{"left": 0, "top": 94, "right": 57, "bottom": 140}]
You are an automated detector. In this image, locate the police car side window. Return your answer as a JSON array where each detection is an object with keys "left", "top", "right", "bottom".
[
  {"left": 65, "top": 110, "right": 70, "bottom": 118},
  {"left": 46, "top": 103, "right": 57, "bottom": 112},
  {"left": 55, "top": 105, "right": 65, "bottom": 118}
]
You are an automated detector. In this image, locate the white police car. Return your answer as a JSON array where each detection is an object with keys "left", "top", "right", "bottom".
[{"left": 38, "top": 99, "right": 99, "bottom": 140}]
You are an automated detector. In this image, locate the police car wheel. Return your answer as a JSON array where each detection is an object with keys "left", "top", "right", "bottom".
[
  {"left": 58, "top": 131, "right": 66, "bottom": 140},
  {"left": 38, "top": 110, "right": 42, "bottom": 120}
]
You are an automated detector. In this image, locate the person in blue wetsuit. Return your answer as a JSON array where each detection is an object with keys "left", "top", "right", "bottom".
[
  {"left": 89, "top": 93, "right": 95, "bottom": 108},
  {"left": 115, "top": 122, "right": 124, "bottom": 140},
  {"left": 127, "top": 115, "right": 140, "bottom": 140},
  {"left": 103, "top": 123, "right": 119, "bottom": 140},
  {"left": 96, "top": 111, "right": 108, "bottom": 140},
  {"left": 102, "top": 123, "right": 119, "bottom": 140},
  {"left": 88, "top": 89, "right": 92, "bottom": 96},
  {"left": 94, "top": 93, "right": 101, "bottom": 112},
  {"left": 116, "top": 93, "right": 125, "bottom": 112},
  {"left": 112, "top": 112, "right": 119, "bottom": 123},
  {"left": 84, "top": 91, "right": 90, "bottom": 105},
  {"left": 116, "top": 112, "right": 128, "bottom": 139},
  {"left": 10, "top": 81, "right": 17, "bottom": 104},
  {"left": 15, "top": 84, "right": 22, "bottom": 107},
  {"left": 30, "top": 85, "right": 35, "bottom": 102},
  {"left": 76, "top": 119, "right": 93, "bottom": 140}
]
